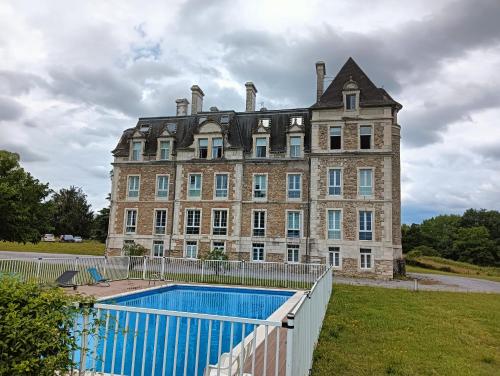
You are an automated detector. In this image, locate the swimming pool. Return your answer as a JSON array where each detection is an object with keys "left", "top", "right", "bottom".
[{"left": 84, "top": 285, "right": 294, "bottom": 375}]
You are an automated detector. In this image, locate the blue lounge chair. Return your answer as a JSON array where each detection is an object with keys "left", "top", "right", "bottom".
[{"left": 87, "top": 267, "right": 110, "bottom": 286}]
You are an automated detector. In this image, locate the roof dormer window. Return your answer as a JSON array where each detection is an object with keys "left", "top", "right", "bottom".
[
  {"left": 131, "top": 141, "right": 142, "bottom": 161},
  {"left": 255, "top": 137, "right": 267, "bottom": 158},
  {"left": 198, "top": 138, "right": 208, "bottom": 158},
  {"left": 260, "top": 119, "right": 270, "bottom": 128},
  {"left": 291, "top": 116, "right": 303, "bottom": 126},
  {"left": 212, "top": 137, "right": 223, "bottom": 159},
  {"left": 346, "top": 94, "right": 356, "bottom": 110}
]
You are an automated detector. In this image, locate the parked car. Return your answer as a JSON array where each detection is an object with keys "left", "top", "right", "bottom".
[
  {"left": 60, "top": 235, "right": 75, "bottom": 242},
  {"left": 73, "top": 236, "right": 83, "bottom": 243},
  {"left": 42, "top": 234, "right": 55, "bottom": 242}
]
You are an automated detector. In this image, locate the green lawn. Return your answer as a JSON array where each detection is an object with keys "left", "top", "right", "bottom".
[
  {"left": 0, "top": 241, "right": 105, "bottom": 256},
  {"left": 406, "top": 256, "right": 500, "bottom": 283},
  {"left": 312, "top": 285, "right": 500, "bottom": 376}
]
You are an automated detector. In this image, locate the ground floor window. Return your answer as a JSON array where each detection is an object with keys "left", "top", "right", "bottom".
[
  {"left": 360, "top": 248, "right": 372, "bottom": 269},
  {"left": 329, "top": 246, "right": 340, "bottom": 267},
  {"left": 152, "top": 240, "right": 164, "bottom": 257},
  {"left": 212, "top": 241, "right": 225, "bottom": 253},
  {"left": 287, "top": 244, "right": 300, "bottom": 263},
  {"left": 252, "top": 243, "right": 265, "bottom": 262},
  {"left": 185, "top": 241, "right": 198, "bottom": 259}
]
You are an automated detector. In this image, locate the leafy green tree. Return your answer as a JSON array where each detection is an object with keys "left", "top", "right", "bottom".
[
  {"left": 122, "top": 243, "right": 148, "bottom": 270},
  {"left": 460, "top": 209, "right": 500, "bottom": 241},
  {"left": 419, "top": 215, "right": 461, "bottom": 258},
  {"left": 203, "top": 248, "right": 229, "bottom": 275},
  {"left": 401, "top": 223, "right": 423, "bottom": 253},
  {"left": 452, "top": 226, "right": 498, "bottom": 266},
  {"left": 0, "top": 150, "right": 52, "bottom": 243},
  {"left": 50, "top": 186, "right": 94, "bottom": 238},
  {"left": 92, "top": 207, "right": 109, "bottom": 243},
  {"left": 0, "top": 275, "right": 96, "bottom": 375}
]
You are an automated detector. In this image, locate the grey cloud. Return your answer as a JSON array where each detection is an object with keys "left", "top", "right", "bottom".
[
  {"left": 126, "top": 60, "right": 179, "bottom": 83},
  {"left": 0, "top": 70, "right": 48, "bottom": 95},
  {"left": 0, "top": 142, "right": 48, "bottom": 162},
  {"left": 0, "top": 96, "right": 24, "bottom": 121},
  {"left": 475, "top": 143, "right": 500, "bottom": 161}
]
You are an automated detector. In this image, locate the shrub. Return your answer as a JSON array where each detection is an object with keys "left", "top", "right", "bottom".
[
  {"left": 0, "top": 276, "right": 94, "bottom": 376},
  {"left": 407, "top": 245, "right": 440, "bottom": 259},
  {"left": 122, "top": 242, "right": 147, "bottom": 256}
]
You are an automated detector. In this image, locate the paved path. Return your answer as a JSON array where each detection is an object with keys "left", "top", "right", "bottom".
[
  {"left": 0, "top": 251, "right": 96, "bottom": 258},
  {"left": 334, "top": 272, "right": 500, "bottom": 293}
]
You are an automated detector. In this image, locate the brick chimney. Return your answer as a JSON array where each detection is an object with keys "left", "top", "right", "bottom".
[
  {"left": 315, "top": 61, "right": 326, "bottom": 102},
  {"left": 175, "top": 98, "right": 189, "bottom": 116},
  {"left": 191, "top": 85, "right": 204, "bottom": 115},
  {"left": 245, "top": 82, "right": 257, "bottom": 112}
]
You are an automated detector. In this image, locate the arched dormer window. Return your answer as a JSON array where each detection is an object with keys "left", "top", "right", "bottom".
[
  {"left": 343, "top": 77, "right": 360, "bottom": 112},
  {"left": 192, "top": 120, "right": 225, "bottom": 160},
  {"left": 129, "top": 129, "right": 146, "bottom": 161}
]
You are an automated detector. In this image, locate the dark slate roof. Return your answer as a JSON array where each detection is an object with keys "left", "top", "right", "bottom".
[
  {"left": 311, "top": 57, "right": 402, "bottom": 110},
  {"left": 112, "top": 109, "right": 311, "bottom": 157}
]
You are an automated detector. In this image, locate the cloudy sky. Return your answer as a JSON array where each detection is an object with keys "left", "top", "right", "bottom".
[{"left": 1, "top": 0, "right": 499, "bottom": 223}]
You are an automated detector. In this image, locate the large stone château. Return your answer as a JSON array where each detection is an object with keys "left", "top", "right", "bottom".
[{"left": 107, "top": 57, "right": 404, "bottom": 279}]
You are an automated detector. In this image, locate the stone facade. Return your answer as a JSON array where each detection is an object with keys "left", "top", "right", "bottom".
[{"left": 107, "top": 58, "right": 403, "bottom": 279}]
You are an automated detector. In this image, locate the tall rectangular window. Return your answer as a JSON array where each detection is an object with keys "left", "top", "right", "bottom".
[
  {"left": 360, "top": 126, "right": 372, "bottom": 149},
  {"left": 288, "top": 174, "right": 301, "bottom": 199},
  {"left": 188, "top": 174, "right": 201, "bottom": 198},
  {"left": 127, "top": 176, "right": 140, "bottom": 198},
  {"left": 360, "top": 248, "right": 372, "bottom": 269},
  {"left": 329, "top": 246, "right": 340, "bottom": 267},
  {"left": 287, "top": 211, "right": 301, "bottom": 238},
  {"left": 186, "top": 210, "right": 201, "bottom": 234},
  {"left": 255, "top": 138, "right": 267, "bottom": 158},
  {"left": 252, "top": 243, "right": 265, "bottom": 262},
  {"left": 290, "top": 136, "right": 301, "bottom": 158},
  {"left": 156, "top": 175, "right": 169, "bottom": 198},
  {"left": 198, "top": 138, "right": 208, "bottom": 158},
  {"left": 328, "top": 169, "right": 341, "bottom": 196},
  {"left": 346, "top": 94, "right": 356, "bottom": 110},
  {"left": 330, "top": 127, "right": 341, "bottom": 150},
  {"left": 212, "top": 210, "right": 228, "bottom": 235},
  {"left": 328, "top": 210, "right": 341, "bottom": 240},
  {"left": 212, "top": 137, "right": 223, "bottom": 159},
  {"left": 212, "top": 241, "right": 225, "bottom": 253},
  {"left": 359, "top": 211, "right": 373, "bottom": 240},
  {"left": 154, "top": 210, "right": 167, "bottom": 235},
  {"left": 185, "top": 241, "right": 198, "bottom": 259},
  {"left": 159, "top": 141, "right": 170, "bottom": 160},
  {"left": 253, "top": 211, "right": 265, "bottom": 237},
  {"left": 359, "top": 169, "right": 373, "bottom": 196},
  {"left": 253, "top": 175, "right": 267, "bottom": 199},
  {"left": 131, "top": 141, "right": 142, "bottom": 161},
  {"left": 125, "top": 209, "right": 137, "bottom": 234},
  {"left": 287, "top": 244, "right": 300, "bottom": 263},
  {"left": 215, "top": 174, "right": 228, "bottom": 198},
  {"left": 152, "top": 241, "right": 164, "bottom": 257}
]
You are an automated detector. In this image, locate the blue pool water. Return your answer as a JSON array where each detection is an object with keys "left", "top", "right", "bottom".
[{"left": 85, "top": 285, "right": 293, "bottom": 376}]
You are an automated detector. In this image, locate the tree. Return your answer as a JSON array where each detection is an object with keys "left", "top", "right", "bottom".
[
  {"left": 401, "top": 223, "right": 423, "bottom": 253},
  {"left": 50, "top": 186, "right": 94, "bottom": 238},
  {"left": 419, "top": 215, "right": 461, "bottom": 259},
  {"left": 452, "top": 226, "right": 498, "bottom": 266},
  {"left": 0, "top": 150, "right": 52, "bottom": 243}
]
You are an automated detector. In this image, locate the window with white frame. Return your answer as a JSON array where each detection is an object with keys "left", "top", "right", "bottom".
[
  {"left": 328, "top": 210, "right": 341, "bottom": 240},
  {"left": 346, "top": 94, "right": 356, "bottom": 110},
  {"left": 287, "top": 174, "right": 301, "bottom": 199},
  {"left": 212, "top": 137, "right": 223, "bottom": 159},
  {"left": 198, "top": 138, "right": 208, "bottom": 158},
  {"left": 290, "top": 116, "right": 303, "bottom": 125},
  {"left": 215, "top": 174, "right": 228, "bottom": 198},
  {"left": 253, "top": 211, "right": 265, "bottom": 237},
  {"left": 185, "top": 241, "right": 198, "bottom": 259},
  {"left": 255, "top": 138, "right": 267, "bottom": 158},
  {"left": 328, "top": 169, "right": 341, "bottom": 196},
  {"left": 290, "top": 136, "right": 301, "bottom": 158},
  {"left": 188, "top": 174, "right": 202, "bottom": 198},
  {"left": 212, "top": 210, "right": 228, "bottom": 235},
  {"left": 156, "top": 175, "right": 169, "bottom": 198},
  {"left": 329, "top": 246, "right": 341, "bottom": 267},
  {"left": 253, "top": 175, "right": 267, "bottom": 199},
  {"left": 359, "top": 211, "right": 373, "bottom": 240},
  {"left": 360, "top": 248, "right": 372, "bottom": 269},
  {"left": 359, "top": 169, "right": 373, "bottom": 196},
  {"left": 186, "top": 209, "right": 201, "bottom": 234},
  {"left": 330, "top": 126, "right": 342, "bottom": 150},
  {"left": 131, "top": 141, "right": 142, "bottom": 161},
  {"left": 125, "top": 209, "right": 137, "bottom": 234},
  {"left": 212, "top": 241, "right": 225, "bottom": 253},
  {"left": 127, "top": 176, "right": 140, "bottom": 198},
  {"left": 152, "top": 241, "right": 164, "bottom": 257},
  {"left": 159, "top": 140, "right": 170, "bottom": 160},
  {"left": 252, "top": 243, "right": 265, "bottom": 262},
  {"left": 287, "top": 211, "right": 301, "bottom": 238},
  {"left": 287, "top": 244, "right": 300, "bottom": 263},
  {"left": 154, "top": 210, "right": 167, "bottom": 235},
  {"left": 360, "top": 126, "right": 372, "bottom": 149}
]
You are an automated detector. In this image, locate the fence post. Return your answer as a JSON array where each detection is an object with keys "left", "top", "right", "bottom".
[
  {"left": 241, "top": 260, "right": 245, "bottom": 285},
  {"left": 142, "top": 256, "right": 147, "bottom": 280},
  {"left": 201, "top": 261, "right": 205, "bottom": 283},
  {"left": 161, "top": 257, "right": 165, "bottom": 280},
  {"left": 285, "top": 312, "right": 295, "bottom": 376},
  {"left": 36, "top": 258, "right": 42, "bottom": 283},
  {"left": 126, "top": 256, "right": 131, "bottom": 279}
]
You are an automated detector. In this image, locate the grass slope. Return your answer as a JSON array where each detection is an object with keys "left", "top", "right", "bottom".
[
  {"left": 406, "top": 256, "right": 500, "bottom": 282},
  {"left": 0, "top": 241, "right": 105, "bottom": 256},
  {"left": 312, "top": 285, "right": 500, "bottom": 376}
]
